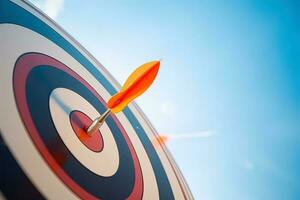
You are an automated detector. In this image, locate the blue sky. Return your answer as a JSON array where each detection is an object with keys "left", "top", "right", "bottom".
[{"left": 30, "top": 0, "right": 300, "bottom": 199}]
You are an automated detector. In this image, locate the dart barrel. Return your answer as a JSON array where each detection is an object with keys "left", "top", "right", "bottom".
[{"left": 0, "top": 0, "right": 193, "bottom": 199}]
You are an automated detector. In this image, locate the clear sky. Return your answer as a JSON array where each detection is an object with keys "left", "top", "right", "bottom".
[{"left": 30, "top": 0, "right": 300, "bottom": 199}]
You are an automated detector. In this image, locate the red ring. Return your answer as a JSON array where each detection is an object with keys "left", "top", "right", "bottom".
[
  {"left": 13, "top": 53, "right": 143, "bottom": 200},
  {"left": 69, "top": 110, "right": 104, "bottom": 152}
]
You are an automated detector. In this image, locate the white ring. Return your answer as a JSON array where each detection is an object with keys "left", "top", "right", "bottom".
[
  {"left": 0, "top": 19, "right": 189, "bottom": 198},
  {"left": 49, "top": 88, "right": 119, "bottom": 177}
]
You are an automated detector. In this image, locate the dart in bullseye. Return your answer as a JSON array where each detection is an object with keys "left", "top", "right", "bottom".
[{"left": 87, "top": 60, "right": 160, "bottom": 135}]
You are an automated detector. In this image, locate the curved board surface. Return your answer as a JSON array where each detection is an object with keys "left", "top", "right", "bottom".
[{"left": 0, "top": 0, "right": 193, "bottom": 199}]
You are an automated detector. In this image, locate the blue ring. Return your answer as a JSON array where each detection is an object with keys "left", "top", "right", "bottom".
[{"left": 0, "top": 0, "right": 175, "bottom": 199}]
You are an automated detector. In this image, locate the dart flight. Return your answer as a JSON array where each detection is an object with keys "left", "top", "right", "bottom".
[{"left": 87, "top": 60, "right": 160, "bottom": 135}]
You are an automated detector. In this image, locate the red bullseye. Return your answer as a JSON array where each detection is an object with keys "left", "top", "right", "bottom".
[{"left": 70, "top": 111, "right": 104, "bottom": 152}]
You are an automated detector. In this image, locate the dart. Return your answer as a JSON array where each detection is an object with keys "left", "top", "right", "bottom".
[
  {"left": 3, "top": 2, "right": 195, "bottom": 198},
  {"left": 87, "top": 60, "right": 160, "bottom": 135}
]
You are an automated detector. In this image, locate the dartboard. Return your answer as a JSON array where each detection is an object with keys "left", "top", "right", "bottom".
[{"left": 0, "top": 0, "right": 192, "bottom": 199}]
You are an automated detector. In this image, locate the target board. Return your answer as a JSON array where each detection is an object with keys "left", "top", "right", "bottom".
[{"left": 0, "top": 0, "right": 192, "bottom": 199}]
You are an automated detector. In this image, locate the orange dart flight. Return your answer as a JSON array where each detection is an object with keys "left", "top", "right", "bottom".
[
  {"left": 87, "top": 60, "right": 160, "bottom": 135},
  {"left": 108, "top": 60, "right": 160, "bottom": 113}
]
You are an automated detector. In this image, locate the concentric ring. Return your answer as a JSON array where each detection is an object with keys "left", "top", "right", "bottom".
[
  {"left": 0, "top": 0, "right": 192, "bottom": 199},
  {"left": 49, "top": 87, "right": 119, "bottom": 177},
  {"left": 13, "top": 52, "right": 143, "bottom": 199}
]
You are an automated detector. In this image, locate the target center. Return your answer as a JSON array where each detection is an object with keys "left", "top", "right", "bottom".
[{"left": 70, "top": 110, "right": 104, "bottom": 152}]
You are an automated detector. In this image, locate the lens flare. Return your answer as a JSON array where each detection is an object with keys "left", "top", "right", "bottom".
[{"left": 152, "top": 130, "right": 216, "bottom": 146}]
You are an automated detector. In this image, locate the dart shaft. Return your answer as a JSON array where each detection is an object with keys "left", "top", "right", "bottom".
[{"left": 87, "top": 109, "right": 111, "bottom": 136}]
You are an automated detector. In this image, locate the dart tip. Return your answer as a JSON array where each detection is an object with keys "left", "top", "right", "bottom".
[{"left": 86, "top": 109, "right": 111, "bottom": 136}]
